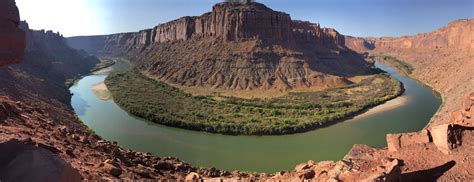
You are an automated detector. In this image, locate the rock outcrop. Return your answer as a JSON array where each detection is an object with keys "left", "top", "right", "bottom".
[
  {"left": 68, "top": 2, "right": 372, "bottom": 93},
  {"left": 386, "top": 129, "right": 431, "bottom": 152},
  {"left": 449, "top": 93, "right": 474, "bottom": 126},
  {"left": 0, "top": 140, "right": 81, "bottom": 182},
  {"left": 0, "top": 0, "right": 25, "bottom": 66}
]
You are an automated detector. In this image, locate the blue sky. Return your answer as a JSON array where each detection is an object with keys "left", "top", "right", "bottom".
[{"left": 17, "top": 0, "right": 473, "bottom": 37}]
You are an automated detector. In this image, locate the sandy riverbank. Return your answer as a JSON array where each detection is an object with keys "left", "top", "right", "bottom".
[
  {"left": 351, "top": 95, "right": 409, "bottom": 120},
  {"left": 91, "top": 82, "right": 112, "bottom": 100}
]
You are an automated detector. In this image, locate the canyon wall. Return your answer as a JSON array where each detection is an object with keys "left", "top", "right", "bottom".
[{"left": 345, "top": 19, "right": 474, "bottom": 126}]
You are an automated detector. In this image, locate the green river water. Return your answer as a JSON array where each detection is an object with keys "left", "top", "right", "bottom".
[{"left": 70, "top": 61, "right": 441, "bottom": 173}]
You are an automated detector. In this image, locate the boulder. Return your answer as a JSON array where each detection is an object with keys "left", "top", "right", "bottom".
[
  {"left": 199, "top": 167, "right": 221, "bottom": 178},
  {"left": 78, "top": 135, "right": 88, "bottom": 143},
  {"left": 386, "top": 129, "right": 431, "bottom": 152},
  {"left": 134, "top": 165, "right": 152, "bottom": 179},
  {"left": 430, "top": 124, "right": 465, "bottom": 154},
  {"left": 298, "top": 169, "right": 315, "bottom": 179},
  {"left": 175, "top": 161, "right": 193, "bottom": 171},
  {"left": 185, "top": 172, "right": 201, "bottom": 181},
  {"left": 343, "top": 144, "right": 379, "bottom": 161},
  {"left": 383, "top": 159, "right": 402, "bottom": 182},
  {"left": 0, "top": 140, "right": 82, "bottom": 182},
  {"left": 470, "top": 92, "right": 474, "bottom": 101},
  {"left": 294, "top": 161, "right": 312, "bottom": 171},
  {"left": 153, "top": 160, "right": 175, "bottom": 171},
  {"left": 101, "top": 159, "right": 122, "bottom": 177},
  {"left": 386, "top": 134, "right": 402, "bottom": 152},
  {"left": 450, "top": 110, "right": 465, "bottom": 123},
  {"left": 0, "top": 99, "right": 21, "bottom": 120},
  {"left": 65, "top": 148, "right": 75, "bottom": 157},
  {"left": 361, "top": 159, "right": 401, "bottom": 182}
]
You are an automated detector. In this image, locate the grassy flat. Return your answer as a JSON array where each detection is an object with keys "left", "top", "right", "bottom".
[{"left": 105, "top": 69, "right": 403, "bottom": 135}]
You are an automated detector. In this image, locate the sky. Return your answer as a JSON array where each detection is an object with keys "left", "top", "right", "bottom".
[{"left": 16, "top": 0, "right": 473, "bottom": 37}]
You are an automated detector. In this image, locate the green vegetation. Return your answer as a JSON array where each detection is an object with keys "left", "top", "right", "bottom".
[
  {"left": 378, "top": 55, "right": 414, "bottom": 75},
  {"left": 105, "top": 69, "right": 403, "bottom": 135}
]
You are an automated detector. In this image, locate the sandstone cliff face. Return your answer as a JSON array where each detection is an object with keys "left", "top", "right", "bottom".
[
  {"left": 345, "top": 19, "right": 473, "bottom": 52},
  {"left": 345, "top": 19, "right": 474, "bottom": 125},
  {"left": 292, "top": 21, "right": 345, "bottom": 47},
  {"left": 0, "top": 0, "right": 25, "bottom": 66},
  {"left": 151, "top": 3, "right": 293, "bottom": 43},
  {"left": 68, "top": 2, "right": 296, "bottom": 54},
  {"left": 71, "top": 3, "right": 345, "bottom": 55},
  {"left": 68, "top": 2, "right": 371, "bottom": 93}
]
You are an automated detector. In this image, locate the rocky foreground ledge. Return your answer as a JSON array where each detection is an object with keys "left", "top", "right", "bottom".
[{"left": 1, "top": 92, "right": 473, "bottom": 181}]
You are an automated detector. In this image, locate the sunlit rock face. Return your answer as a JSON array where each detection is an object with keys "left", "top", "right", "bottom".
[
  {"left": 0, "top": 0, "right": 26, "bottom": 66},
  {"left": 150, "top": 2, "right": 294, "bottom": 43}
]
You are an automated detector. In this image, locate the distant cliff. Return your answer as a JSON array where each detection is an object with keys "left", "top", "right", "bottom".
[{"left": 345, "top": 19, "right": 472, "bottom": 52}]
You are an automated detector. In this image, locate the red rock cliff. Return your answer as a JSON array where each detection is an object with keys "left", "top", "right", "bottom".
[
  {"left": 151, "top": 3, "right": 293, "bottom": 43},
  {"left": 69, "top": 2, "right": 347, "bottom": 57},
  {"left": 0, "top": 0, "right": 26, "bottom": 66}
]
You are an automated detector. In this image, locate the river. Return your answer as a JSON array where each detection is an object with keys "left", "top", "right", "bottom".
[{"left": 70, "top": 61, "right": 441, "bottom": 173}]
